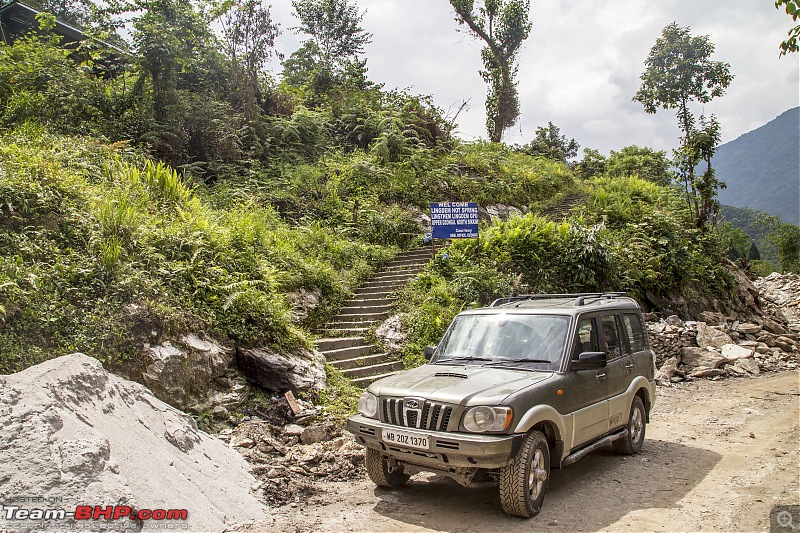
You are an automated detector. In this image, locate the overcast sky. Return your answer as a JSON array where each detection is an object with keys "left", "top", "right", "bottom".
[{"left": 265, "top": 0, "right": 799, "bottom": 156}]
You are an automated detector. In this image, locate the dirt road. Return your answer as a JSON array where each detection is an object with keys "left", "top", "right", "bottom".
[{"left": 243, "top": 371, "right": 800, "bottom": 532}]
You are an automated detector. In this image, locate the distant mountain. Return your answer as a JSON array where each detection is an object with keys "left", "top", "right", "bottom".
[{"left": 713, "top": 107, "right": 799, "bottom": 225}]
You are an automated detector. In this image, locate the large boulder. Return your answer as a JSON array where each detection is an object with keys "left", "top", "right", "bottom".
[
  {"left": 142, "top": 334, "right": 249, "bottom": 413},
  {"left": 0, "top": 354, "right": 265, "bottom": 532},
  {"left": 237, "top": 346, "right": 326, "bottom": 393},
  {"left": 376, "top": 314, "right": 408, "bottom": 354},
  {"left": 696, "top": 322, "right": 735, "bottom": 349},
  {"left": 680, "top": 347, "right": 729, "bottom": 368}
]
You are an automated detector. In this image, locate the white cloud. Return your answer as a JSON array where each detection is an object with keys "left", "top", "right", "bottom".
[{"left": 267, "top": 0, "right": 799, "bottom": 154}]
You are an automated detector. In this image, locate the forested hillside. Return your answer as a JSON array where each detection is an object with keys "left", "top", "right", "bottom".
[
  {"left": 0, "top": 0, "right": 790, "bottom": 385},
  {"left": 714, "top": 107, "right": 800, "bottom": 225}
]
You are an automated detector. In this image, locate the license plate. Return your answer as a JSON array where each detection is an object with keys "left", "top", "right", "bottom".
[{"left": 382, "top": 428, "right": 429, "bottom": 450}]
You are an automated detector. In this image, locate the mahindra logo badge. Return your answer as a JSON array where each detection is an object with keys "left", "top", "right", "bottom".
[{"left": 404, "top": 399, "right": 420, "bottom": 409}]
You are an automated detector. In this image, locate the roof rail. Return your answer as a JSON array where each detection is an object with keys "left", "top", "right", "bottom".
[{"left": 489, "top": 292, "right": 627, "bottom": 308}]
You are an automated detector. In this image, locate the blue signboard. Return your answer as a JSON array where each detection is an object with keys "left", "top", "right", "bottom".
[{"left": 430, "top": 202, "right": 479, "bottom": 239}]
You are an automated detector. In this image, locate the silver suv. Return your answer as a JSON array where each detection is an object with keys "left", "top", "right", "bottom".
[{"left": 347, "top": 293, "right": 656, "bottom": 517}]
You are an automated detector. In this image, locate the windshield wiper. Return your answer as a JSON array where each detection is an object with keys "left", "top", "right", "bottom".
[
  {"left": 435, "top": 356, "right": 493, "bottom": 364},
  {"left": 481, "top": 358, "right": 552, "bottom": 366}
]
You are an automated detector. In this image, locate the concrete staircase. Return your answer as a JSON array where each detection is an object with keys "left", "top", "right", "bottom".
[
  {"left": 315, "top": 247, "right": 433, "bottom": 387},
  {"left": 542, "top": 192, "right": 589, "bottom": 219}
]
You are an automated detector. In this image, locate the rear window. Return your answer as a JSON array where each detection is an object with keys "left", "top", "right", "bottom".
[{"left": 623, "top": 314, "right": 646, "bottom": 352}]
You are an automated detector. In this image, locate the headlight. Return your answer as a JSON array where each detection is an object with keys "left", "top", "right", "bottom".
[
  {"left": 358, "top": 392, "right": 378, "bottom": 418},
  {"left": 463, "top": 406, "right": 513, "bottom": 433}
]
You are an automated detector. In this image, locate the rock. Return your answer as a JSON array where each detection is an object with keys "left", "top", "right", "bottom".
[
  {"left": 284, "top": 424, "right": 304, "bottom": 436},
  {"left": 231, "top": 437, "right": 255, "bottom": 449},
  {"left": 300, "top": 425, "right": 332, "bottom": 445},
  {"left": 680, "top": 347, "right": 728, "bottom": 368},
  {"left": 237, "top": 346, "right": 326, "bottom": 393},
  {"left": 721, "top": 344, "right": 755, "bottom": 361},
  {"left": 698, "top": 311, "right": 725, "bottom": 325},
  {"left": 761, "top": 318, "right": 787, "bottom": 335},
  {"left": 734, "top": 357, "right": 760, "bottom": 375},
  {"left": 736, "top": 323, "right": 762, "bottom": 335},
  {"left": 212, "top": 405, "right": 228, "bottom": 419},
  {"left": 755, "top": 342, "right": 770, "bottom": 354},
  {"left": 287, "top": 288, "right": 322, "bottom": 322},
  {"left": 0, "top": 354, "right": 265, "bottom": 531},
  {"left": 141, "top": 334, "right": 245, "bottom": 412},
  {"left": 665, "top": 315, "right": 685, "bottom": 327},
  {"left": 655, "top": 357, "right": 678, "bottom": 383},
  {"left": 482, "top": 203, "right": 524, "bottom": 221},
  {"left": 376, "top": 314, "right": 408, "bottom": 354},
  {"left": 689, "top": 367, "right": 727, "bottom": 378},
  {"left": 696, "top": 322, "right": 735, "bottom": 349}
]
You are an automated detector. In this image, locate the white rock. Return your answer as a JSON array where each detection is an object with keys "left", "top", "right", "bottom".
[{"left": 721, "top": 343, "right": 755, "bottom": 361}]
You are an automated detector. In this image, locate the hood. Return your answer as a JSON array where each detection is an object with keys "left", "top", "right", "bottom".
[{"left": 368, "top": 364, "right": 554, "bottom": 406}]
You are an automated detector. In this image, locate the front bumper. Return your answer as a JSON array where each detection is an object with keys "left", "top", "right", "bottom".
[{"left": 347, "top": 414, "right": 524, "bottom": 470}]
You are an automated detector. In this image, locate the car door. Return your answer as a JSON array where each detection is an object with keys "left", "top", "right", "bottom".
[
  {"left": 623, "top": 312, "right": 655, "bottom": 380},
  {"left": 602, "top": 314, "right": 635, "bottom": 431},
  {"left": 562, "top": 316, "right": 609, "bottom": 447}
]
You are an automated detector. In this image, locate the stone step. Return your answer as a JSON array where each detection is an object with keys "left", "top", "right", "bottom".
[
  {"left": 330, "top": 352, "right": 394, "bottom": 370},
  {"left": 355, "top": 286, "right": 397, "bottom": 297},
  {"left": 380, "top": 264, "right": 424, "bottom": 273},
  {"left": 339, "top": 303, "right": 394, "bottom": 315},
  {"left": 346, "top": 297, "right": 395, "bottom": 307},
  {"left": 352, "top": 371, "right": 404, "bottom": 388},
  {"left": 320, "top": 344, "right": 375, "bottom": 362},
  {"left": 395, "top": 248, "right": 433, "bottom": 258},
  {"left": 325, "top": 319, "right": 381, "bottom": 329},
  {"left": 333, "top": 311, "right": 389, "bottom": 323},
  {"left": 315, "top": 336, "right": 368, "bottom": 351},
  {"left": 370, "top": 272, "right": 420, "bottom": 283},
  {"left": 341, "top": 360, "right": 405, "bottom": 379},
  {"left": 322, "top": 327, "right": 371, "bottom": 337},
  {"left": 360, "top": 278, "right": 407, "bottom": 289},
  {"left": 385, "top": 257, "right": 430, "bottom": 269}
]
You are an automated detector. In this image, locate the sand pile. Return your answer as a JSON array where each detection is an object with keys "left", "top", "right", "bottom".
[{"left": 0, "top": 353, "right": 266, "bottom": 532}]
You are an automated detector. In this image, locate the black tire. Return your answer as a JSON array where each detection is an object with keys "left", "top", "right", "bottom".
[
  {"left": 499, "top": 430, "right": 550, "bottom": 517},
  {"left": 613, "top": 395, "right": 646, "bottom": 455},
  {"left": 365, "top": 448, "right": 410, "bottom": 488}
]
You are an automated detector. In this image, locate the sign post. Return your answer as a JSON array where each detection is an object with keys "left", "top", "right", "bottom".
[{"left": 429, "top": 202, "right": 480, "bottom": 264}]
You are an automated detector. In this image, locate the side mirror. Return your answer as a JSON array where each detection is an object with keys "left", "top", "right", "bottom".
[
  {"left": 571, "top": 351, "right": 607, "bottom": 371},
  {"left": 423, "top": 346, "right": 436, "bottom": 361}
]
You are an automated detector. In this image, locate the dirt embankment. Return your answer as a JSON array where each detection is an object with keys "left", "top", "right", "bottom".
[{"left": 238, "top": 371, "right": 799, "bottom": 533}]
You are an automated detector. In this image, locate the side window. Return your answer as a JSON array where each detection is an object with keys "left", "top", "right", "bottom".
[
  {"left": 600, "top": 315, "right": 622, "bottom": 359},
  {"left": 572, "top": 318, "right": 597, "bottom": 359},
  {"left": 623, "top": 314, "right": 646, "bottom": 352}
]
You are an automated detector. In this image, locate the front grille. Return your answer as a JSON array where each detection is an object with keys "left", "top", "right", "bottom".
[{"left": 381, "top": 398, "right": 454, "bottom": 431}]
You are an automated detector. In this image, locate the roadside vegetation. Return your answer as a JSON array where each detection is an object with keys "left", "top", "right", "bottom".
[{"left": 0, "top": 0, "right": 797, "bottom": 401}]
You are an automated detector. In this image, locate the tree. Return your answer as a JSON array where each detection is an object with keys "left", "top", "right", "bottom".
[
  {"left": 605, "top": 145, "right": 672, "bottom": 186},
  {"left": 574, "top": 148, "right": 606, "bottom": 179},
  {"left": 518, "top": 122, "right": 579, "bottom": 163},
  {"left": 220, "top": 0, "right": 281, "bottom": 120},
  {"left": 775, "top": 0, "right": 800, "bottom": 55},
  {"left": 633, "top": 22, "right": 733, "bottom": 227},
  {"left": 130, "top": 0, "right": 217, "bottom": 114},
  {"left": 449, "top": 0, "right": 531, "bottom": 143},
  {"left": 290, "top": 0, "right": 371, "bottom": 75}
]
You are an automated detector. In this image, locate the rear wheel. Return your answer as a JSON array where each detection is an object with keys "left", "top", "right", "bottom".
[
  {"left": 613, "top": 395, "right": 646, "bottom": 455},
  {"left": 499, "top": 430, "right": 550, "bottom": 517},
  {"left": 365, "top": 448, "right": 410, "bottom": 488}
]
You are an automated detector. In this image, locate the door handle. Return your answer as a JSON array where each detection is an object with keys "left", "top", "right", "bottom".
[
  {"left": 625, "top": 363, "right": 634, "bottom": 372},
  {"left": 596, "top": 372, "right": 607, "bottom": 380}
]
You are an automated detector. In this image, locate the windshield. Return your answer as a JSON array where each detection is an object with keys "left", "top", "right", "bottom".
[{"left": 433, "top": 314, "right": 569, "bottom": 371}]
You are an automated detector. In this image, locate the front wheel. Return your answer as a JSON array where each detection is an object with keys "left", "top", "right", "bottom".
[
  {"left": 613, "top": 395, "right": 646, "bottom": 455},
  {"left": 499, "top": 430, "right": 550, "bottom": 517},
  {"left": 365, "top": 448, "right": 410, "bottom": 488}
]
